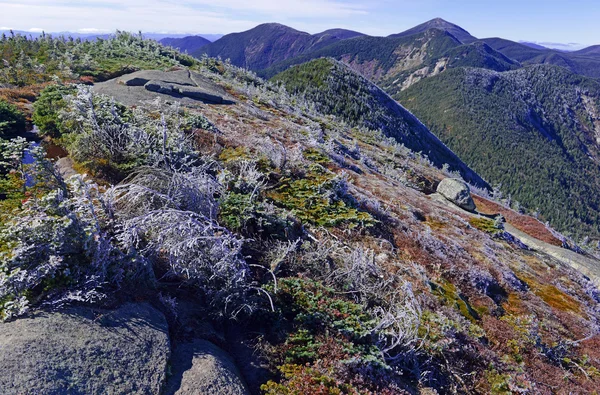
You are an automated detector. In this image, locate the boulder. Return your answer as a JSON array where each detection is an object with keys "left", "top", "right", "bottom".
[
  {"left": 55, "top": 157, "right": 78, "bottom": 179},
  {"left": 436, "top": 178, "right": 476, "bottom": 211},
  {"left": 0, "top": 303, "right": 170, "bottom": 395},
  {"left": 165, "top": 339, "right": 249, "bottom": 395},
  {"left": 144, "top": 80, "right": 223, "bottom": 103}
]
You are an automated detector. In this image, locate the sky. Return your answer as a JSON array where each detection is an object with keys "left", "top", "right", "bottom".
[{"left": 0, "top": 0, "right": 598, "bottom": 49}]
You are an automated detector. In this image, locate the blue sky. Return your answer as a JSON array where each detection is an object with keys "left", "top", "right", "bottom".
[{"left": 0, "top": 0, "right": 598, "bottom": 48}]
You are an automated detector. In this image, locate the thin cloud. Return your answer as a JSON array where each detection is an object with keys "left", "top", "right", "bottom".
[{"left": 0, "top": 0, "right": 370, "bottom": 34}]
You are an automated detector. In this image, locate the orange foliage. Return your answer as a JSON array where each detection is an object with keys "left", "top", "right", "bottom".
[{"left": 472, "top": 195, "right": 562, "bottom": 246}]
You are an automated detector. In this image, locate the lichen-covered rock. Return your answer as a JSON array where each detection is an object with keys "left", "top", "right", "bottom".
[
  {"left": 436, "top": 178, "right": 476, "bottom": 211},
  {"left": 0, "top": 303, "right": 170, "bottom": 395},
  {"left": 165, "top": 339, "right": 250, "bottom": 395}
]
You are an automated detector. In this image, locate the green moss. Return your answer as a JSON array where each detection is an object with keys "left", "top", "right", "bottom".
[
  {"left": 485, "top": 368, "right": 513, "bottom": 395},
  {"left": 302, "top": 148, "right": 330, "bottom": 164},
  {"left": 524, "top": 276, "right": 582, "bottom": 314},
  {"left": 283, "top": 329, "right": 322, "bottom": 364},
  {"left": 261, "top": 363, "right": 359, "bottom": 395},
  {"left": 267, "top": 165, "right": 374, "bottom": 228},
  {"left": 469, "top": 217, "right": 502, "bottom": 235},
  {"left": 219, "top": 192, "right": 254, "bottom": 231},
  {"left": 218, "top": 146, "right": 250, "bottom": 163},
  {"left": 430, "top": 279, "right": 480, "bottom": 322}
]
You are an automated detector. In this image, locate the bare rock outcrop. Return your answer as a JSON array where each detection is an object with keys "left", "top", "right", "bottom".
[
  {"left": 165, "top": 339, "right": 250, "bottom": 395},
  {"left": 0, "top": 303, "right": 170, "bottom": 394}
]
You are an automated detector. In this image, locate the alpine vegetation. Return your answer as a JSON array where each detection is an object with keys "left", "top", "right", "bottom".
[{"left": 1, "top": 28, "right": 600, "bottom": 395}]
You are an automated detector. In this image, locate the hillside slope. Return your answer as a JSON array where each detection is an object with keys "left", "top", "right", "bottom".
[
  {"left": 272, "top": 58, "right": 486, "bottom": 187},
  {"left": 398, "top": 65, "right": 600, "bottom": 239},
  {"left": 2, "top": 33, "right": 600, "bottom": 394}
]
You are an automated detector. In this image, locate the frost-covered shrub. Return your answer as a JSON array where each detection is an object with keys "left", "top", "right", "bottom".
[
  {"left": 61, "top": 86, "right": 198, "bottom": 175},
  {"left": 0, "top": 175, "right": 134, "bottom": 321},
  {"left": 110, "top": 166, "right": 250, "bottom": 303},
  {"left": 117, "top": 209, "right": 248, "bottom": 290},
  {"left": 326, "top": 246, "right": 423, "bottom": 364},
  {"left": 110, "top": 165, "right": 221, "bottom": 220}
]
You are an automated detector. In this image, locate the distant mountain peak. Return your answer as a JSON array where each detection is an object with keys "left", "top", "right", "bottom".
[
  {"left": 195, "top": 23, "right": 365, "bottom": 70},
  {"left": 252, "top": 23, "right": 306, "bottom": 33},
  {"left": 390, "top": 18, "right": 477, "bottom": 44}
]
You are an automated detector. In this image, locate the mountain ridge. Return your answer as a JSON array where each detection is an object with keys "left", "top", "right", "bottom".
[
  {"left": 194, "top": 23, "right": 364, "bottom": 70},
  {"left": 159, "top": 35, "right": 211, "bottom": 53},
  {"left": 272, "top": 57, "right": 487, "bottom": 187}
]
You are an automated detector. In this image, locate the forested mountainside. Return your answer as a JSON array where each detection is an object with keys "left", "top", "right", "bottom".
[
  {"left": 194, "top": 23, "right": 364, "bottom": 71},
  {"left": 258, "top": 31, "right": 521, "bottom": 96},
  {"left": 398, "top": 65, "right": 600, "bottom": 240},
  {"left": 259, "top": 28, "right": 474, "bottom": 82},
  {"left": 2, "top": 32, "right": 600, "bottom": 394},
  {"left": 481, "top": 37, "right": 600, "bottom": 79},
  {"left": 271, "top": 58, "right": 486, "bottom": 186}
]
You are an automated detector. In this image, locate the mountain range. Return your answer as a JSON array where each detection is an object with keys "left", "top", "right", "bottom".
[
  {"left": 0, "top": 29, "right": 222, "bottom": 43},
  {"left": 3, "top": 24, "right": 600, "bottom": 394},
  {"left": 183, "top": 18, "right": 600, "bottom": 239}
]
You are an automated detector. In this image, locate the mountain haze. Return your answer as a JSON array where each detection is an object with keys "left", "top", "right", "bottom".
[{"left": 482, "top": 37, "right": 600, "bottom": 78}]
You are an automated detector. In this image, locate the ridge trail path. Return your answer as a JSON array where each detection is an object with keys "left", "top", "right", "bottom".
[
  {"left": 430, "top": 192, "right": 600, "bottom": 286},
  {"left": 503, "top": 222, "right": 600, "bottom": 287}
]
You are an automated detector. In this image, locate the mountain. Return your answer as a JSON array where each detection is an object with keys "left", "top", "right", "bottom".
[
  {"left": 159, "top": 35, "right": 211, "bottom": 53},
  {"left": 389, "top": 17, "right": 478, "bottom": 44},
  {"left": 482, "top": 37, "right": 600, "bottom": 78},
  {"left": 398, "top": 64, "right": 600, "bottom": 239},
  {"left": 193, "top": 23, "right": 364, "bottom": 70},
  {"left": 3, "top": 31, "right": 600, "bottom": 394},
  {"left": 573, "top": 44, "right": 600, "bottom": 57},
  {"left": 262, "top": 29, "right": 519, "bottom": 95},
  {"left": 190, "top": 20, "right": 519, "bottom": 94},
  {"left": 261, "top": 28, "right": 461, "bottom": 80},
  {"left": 272, "top": 58, "right": 486, "bottom": 187}
]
